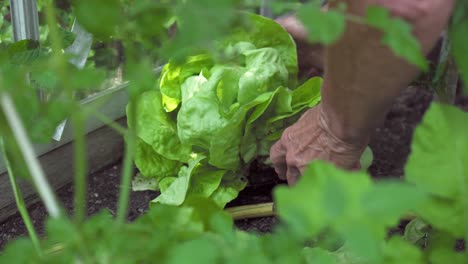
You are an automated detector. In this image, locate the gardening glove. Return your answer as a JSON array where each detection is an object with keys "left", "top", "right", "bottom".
[{"left": 270, "top": 105, "right": 368, "bottom": 185}]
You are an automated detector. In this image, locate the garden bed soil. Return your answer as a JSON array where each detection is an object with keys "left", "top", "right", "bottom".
[{"left": 1, "top": 85, "right": 467, "bottom": 249}]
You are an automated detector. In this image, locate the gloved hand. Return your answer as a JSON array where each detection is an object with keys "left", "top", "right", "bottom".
[
  {"left": 271, "top": 0, "right": 454, "bottom": 186},
  {"left": 270, "top": 105, "right": 368, "bottom": 185}
]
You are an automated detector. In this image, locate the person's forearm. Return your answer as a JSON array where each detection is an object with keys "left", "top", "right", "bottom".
[
  {"left": 321, "top": 0, "right": 454, "bottom": 144},
  {"left": 276, "top": 13, "right": 326, "bottom": 76}
]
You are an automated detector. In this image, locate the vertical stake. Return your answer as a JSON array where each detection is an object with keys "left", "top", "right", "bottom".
[{"left": 9, "top": 0, "right": 46, "bottom": 102}]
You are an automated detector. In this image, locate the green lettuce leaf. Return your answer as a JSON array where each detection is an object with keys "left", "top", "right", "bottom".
[
  {"left": 240, "top": 79, "right": 322, "bottom": 163},
  {"left": 210, "top": 172, "right": 247, "bottom": 208},
  {"left": 130, "top": 90, "right": 191, "bottom": 162},
  {"left": 266, "top": 77, "right": 322, "bottom": 125},
  {"left": 210, "top": 91, "right": 276, "bottom": 169},
  {"left": 159, "top": 177, "right": 177, "bottom": 193},
  {"left": 291, "top": 77, "right": 322, "bottom": 109},
  {"left": 160, "top": 54, "right": 214, "bottom": 111},
  {"left": 153, "top": 155, "right": 206, "bottom": 206},
  {"left": 134, "top": 139, "right": 181, "bottom": 181},
  {"left": 213, "top": 65, "right": 245, "bottom": 110},
  {"left": 186, "top": 168, "right": 226, "bottom": 199},
  {"left": 237, "top": 47, "right": 288, "bottom": 105},
  {"left": 180, "top": 74, "right": 208, "bottom": 103},
  {"left": 208, "top": 108, "right": 247, "bottom": 170},
  {"left": 224, "top": 13, "right": 298, "bottom": 87},
  {"left": 240, "top": 89, "right": 280, "bottom": 163},
  {"left": 177, "top": 83, "right": 228, "bottom": 149}
]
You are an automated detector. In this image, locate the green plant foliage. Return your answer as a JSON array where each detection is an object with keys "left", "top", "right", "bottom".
[
  {"left": 365, "top": 6, "right": 428, "bottom": 71},
  {"left": 0, "top": 40, "right": 107, "bottom": 143},
  {"left": 275, "top": 161, "right": 427, "bottom": 262},
  {"left": 0, "top": 1, "right": 12, "bottom": 43},
  {"left": 359, "top": 147, "right": 373, "bottom": 171},
  {"left": 7, "top": 40, "right": 49, "bottom": 65},
  {"left": 449, "top": 0, "right": 468, "bottom": 90},
  {"left": 45, "top": 27, "right": 76, "bottom": 48},
  {"left": 292, "top": 3, "right": 428, "bottom": 71},
  {"left": 0, "top": 10, "right": 111, "bottom": 143},
  {"left": 297, "top": 2, "right": 346, "bottom": 45},
  {"left": 405, "top": 103, "right": 468, "bottom": 238},
  {"left": 0, "top": 198, "right": 305, "bottom": 263},
  {"left": 2, "top": 1, "right": 468, "bottom": 263},
  {"left": 0, "top": 65, "right": 69, "bottom": 143},
  {"left": 162, "top": 0, "right": 237, "bottom": 60},
  {"left": 131, "top": 13, "right": 321, "bottom": 207},
  {"left": 404, "top": 218, "right": 431, "bottom": 247},
  {"left": 3, "top": 98, "right": 468, "bottom": 262},
  {"left": 4, "top": 101, "right": 468, "bottom": 262},
  {"left": 72, "top": 0, "right": 122, "bottom": 39}
]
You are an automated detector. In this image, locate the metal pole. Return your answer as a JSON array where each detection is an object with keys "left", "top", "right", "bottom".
[
  {"left": 9, "top": 0, "right": 46, "bottom": 102},
  {"left": 9, "top": 0, "right": 40, "bottom": 42}
]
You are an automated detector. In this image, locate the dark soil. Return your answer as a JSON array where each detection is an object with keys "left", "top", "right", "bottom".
[
  {"left": 0, "top": 165, "right": 158, "bottom": 249},
  {"left": 369, "top": 86, "right": 434, "bottom": 178},
  {"left": 1, "top": 85, "right": 467, "bottom": 249}
]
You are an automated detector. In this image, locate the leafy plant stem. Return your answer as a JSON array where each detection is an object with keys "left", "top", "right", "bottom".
[
  {"left": 89, "top": 109, "right": 128, "bottom": 136},
  {"left": 116, "top": 34, "right": 139, "bottom": 224},
  {"left": 116, "top": 101, "right": 137, "bottom": 224},
  {"left": 225, "top": 202, "right": 418, "bottom": 222},
  {"left": 0, "top": 139, "right": 41, "bottom": 255},
  {"left": 45, "top": 0, "right": 87, "bottom": 224},
  {"left": 0, "top": 94, "right": 61, "bottom": 218},
  {"left": 72, "top": 109, "right": 87, "bottom": 224},
  {"left": 43, "top": 0, "right": 65, "bottom": 71},
  {"left": 432, "top": 32, "right": 458, "bottom": 104},
  {"left": 226, "top": 202, "right": 275, "bottom": 220}
]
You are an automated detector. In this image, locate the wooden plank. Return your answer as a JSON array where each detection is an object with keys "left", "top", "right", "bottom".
[
  {"left": 0, "top": 83, "right": 128, "bottom": 175},
  {"left": 0, "top": 118, "right": 126, "bottom": 223}
]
